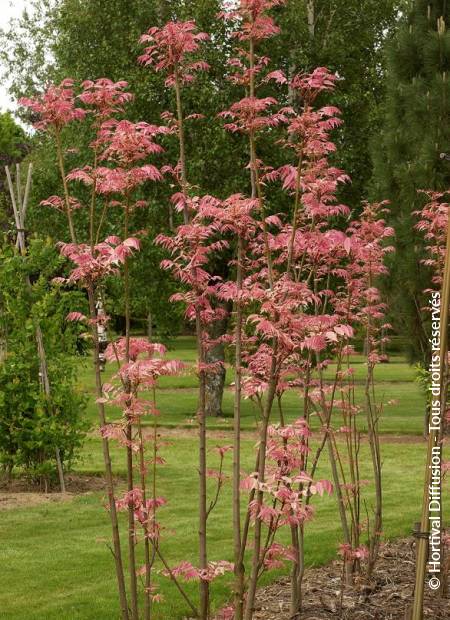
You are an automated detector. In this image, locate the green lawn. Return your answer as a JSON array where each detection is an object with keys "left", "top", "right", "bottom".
[
  {"left": 0, "top": 338, "right": 438, "bottom": 619},
  {"left": 0, "top": 436, "right": 437, "bottom": 620},
  {"left": 77, "top": 338, "right": 427, "bottom": 434}
]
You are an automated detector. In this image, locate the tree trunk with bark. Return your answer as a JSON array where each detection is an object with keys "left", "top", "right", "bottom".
[{"left": 205, "top": 303, "right": 230, "bottom": 417}]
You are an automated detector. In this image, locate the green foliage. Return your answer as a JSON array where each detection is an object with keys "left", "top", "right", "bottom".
[
  {"left": 0, "top": 112, "right": 29, "bottom": 231},
  {"left": 0, "top": 237, "right": 88, "bottom": 482},
  {"left": 371, "top": 0, "right": 450, "bottom": 361},
  {"left": 0, "top": 111, "right": 26, "bottom": 159},
  {"left": 0, "top": 0, "right": 410, "bottom": 336},
  {"left": 0, "top": 351, "right": 86, "bottom": 482}
]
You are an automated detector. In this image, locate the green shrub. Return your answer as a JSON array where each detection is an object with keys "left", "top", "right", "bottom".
[{"left": 0, "top": 237, "right": 88, "bottom": 485}]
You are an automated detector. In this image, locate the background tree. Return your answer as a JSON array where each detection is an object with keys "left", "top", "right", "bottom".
[
  {"left": 0, "top": 237, "right": 87, "bottom": 487},
  {"left": 0, "top": 0, "right": 411, "bottom": 414},
  {"left": 273, "top": 0, "right": 410, "bottom": 207},
  {"left": 371, "top": 0, "right": 450, "bottom": 361},
  {"left": 0, "top": 112, "right": 28, "bottom": 230}
]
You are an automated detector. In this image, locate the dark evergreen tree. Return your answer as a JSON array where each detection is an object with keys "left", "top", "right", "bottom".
[{"left": 371, "top": 0, "right": 450, "bottom": 361}]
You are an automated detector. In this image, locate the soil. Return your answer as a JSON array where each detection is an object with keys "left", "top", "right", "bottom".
[
  {"left": 244, "top": 538, "right": 449, "bottom": 620},
  {"left": 0, "top": 473, "right": 119, "bottom": 509}
]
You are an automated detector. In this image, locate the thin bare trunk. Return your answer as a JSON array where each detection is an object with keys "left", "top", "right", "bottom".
[
  {"left": 365, "top": 272, "right": 382, "bottom": 577},
  {"left": 366, "top": 366, "right": 382, "bottom": 576},
  {"left": 244, "top": 351, "right": 278, "bottom": 620},
  {"left": 137, "top": 414, "right": 153, "bottom": 620},
  {"left": 317, "top": 361, "right": 352, "bottom": 583},
  {"left": 196, "top": 307, "right": 209, "bottom": 619},
  {"left": 88, "top": 286, "right": 129, "bottom": 620},
  {"left": 174, "top": 67, "right": 189, "bottom": 225},
  {"left": 233, "top": 236, "right": 245, "bottom": 620},
  {"left": 286, "top": 152, "right": 304, "bottom": 275},
  {"left": 55, "top": 129, "right": 77, "bottom": 244},
  {"left": 124, "top": 201, "right": 139, "bottom": 620}
]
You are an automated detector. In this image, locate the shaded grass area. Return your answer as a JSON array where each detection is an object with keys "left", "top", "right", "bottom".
[{"left": 0, "top": 436, "right": 437, "bottom": 620}]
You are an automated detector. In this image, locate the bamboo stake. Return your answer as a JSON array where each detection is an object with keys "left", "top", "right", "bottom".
[
  {"left": 411, "top": 205, "right": 450, "bottom": 619},
  {"left": 5, "top": 164, "right": 66, "bottom": 493}
]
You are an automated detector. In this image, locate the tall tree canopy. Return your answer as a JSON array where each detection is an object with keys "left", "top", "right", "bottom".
[
  {"left": 371, "top": 0, "right": 450, "bottom": 361},
  {"left": 0, "top": 0, "right": 410, "bottom": 413},
  {"left": 1, "top": 0, "right": 409, "bottom": 208}
]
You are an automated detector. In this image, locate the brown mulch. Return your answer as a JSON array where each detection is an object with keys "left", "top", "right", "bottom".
[{"left": 247, "top": 538, "right": 449, "bottom": 619}]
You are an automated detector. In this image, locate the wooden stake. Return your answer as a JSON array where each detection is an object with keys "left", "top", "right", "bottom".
[
  {"left": 411, "top": 203, "right": 450, "bottom": 619},
  {"left": 5, "top": 164, "right": 66, "bottom": 493}
]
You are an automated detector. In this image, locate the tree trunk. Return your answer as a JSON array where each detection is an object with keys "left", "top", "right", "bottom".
[
  {"left": 306, "top": 0, "right": 315, "bottom": 38},
  {"left": 205, "top": 303, "right": 230, "bottom": 417},
  {"left": 147, "top": 311, "right": 153, "bottom": 341}
]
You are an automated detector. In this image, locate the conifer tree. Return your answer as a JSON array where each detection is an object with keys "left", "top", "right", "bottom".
[{"left": 372, "top": 0, "right": 450, "bottom": 361}]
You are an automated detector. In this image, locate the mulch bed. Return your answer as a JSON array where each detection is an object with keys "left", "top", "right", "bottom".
[
  {"left": 247, "top": 538, "right": 449, "bottom": 619},
  {"left": 0, "top": 473, "right": 113, "bottom": 494},
  {"left": 0, "top": 474, "right": 129, "bottom": 509}
]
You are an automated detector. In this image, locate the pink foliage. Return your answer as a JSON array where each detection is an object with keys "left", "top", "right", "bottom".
[
  {"left": 139, "top": 20, "right": 209, "bottom": 87},
  {"left": 164, "top": 560, "right": 234, "bottom": 583},
  {"left": 220, "top": 1, "right": 286, "bottom": 42},
  {"left": 415, "top": 191, "right": 450, "bottom": 286},
  {"left": 79, "top": 78, "right": 134, "bottom": 119},
  {"left": 57, "top": 237, "right": 140, "bottom": 284},
  {"left": 19, "top": 78, "right": 86, "bottom": 130}
]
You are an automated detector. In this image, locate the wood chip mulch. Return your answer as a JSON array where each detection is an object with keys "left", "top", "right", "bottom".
[{"left": 247, "top": 538, "right": 449, "bottom": 619}]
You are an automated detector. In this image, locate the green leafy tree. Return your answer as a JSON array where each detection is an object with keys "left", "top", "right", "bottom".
[
  {"left": 0, "top": 0, "right": 410, "bottom": 414},
  {"left": 0, "top": 112, "right": 28, "bottom": 229},
  {"left": 0, "top": 237, "right": 88, "bottom": 486},
  {"left": 272, "top": 0, "right": 410, "bottom": 206},
  {"left": 371, "top": 0, "right": 450, "bottom": 361}
]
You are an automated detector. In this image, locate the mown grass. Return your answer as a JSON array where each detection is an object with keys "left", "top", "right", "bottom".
[
  {"left": 0, "top": 436, "right": 439, "bottom": 620},
  {"left": 0, "top": 337, "right": 437, "bottom": 619},
  {"left": 77, "top": 337, "right": 426, "bottom": 434}
]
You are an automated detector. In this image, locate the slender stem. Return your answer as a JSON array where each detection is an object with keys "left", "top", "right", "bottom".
[
  {"left": 365, "top": 270, "right": 383, "bottom": 577},
  {"left": 55, "top": 128, "right": 77, "bottom": 244},
  {"left": 233, "top": 235, "right": 245, "bottom": 619},
  {"left": 196, "top": 306, "right": 209, "bottom": 620},
  {"left": 286, "top": 151, "right": 304, "bottom": 275},
  {"left": 155, "top": 546, "right": 199, "bottom": 617},
  {"left": 174, "top": 66, "right": 189, "bottom": 225},
  {"left": 123, "top": 197, "right": 139, "bottom": 620},
  {"left": 249, "top": 133, "right": 273, "bottom": 289},
  {"left": 137, "top": 416, "right": 152, "bottom": 620},
  {"left": 244, "top": 348, "right": 278, "bottom": 620},
  {"left": 95, "top": 201, "right": 109, "bottom": 245},
  {"left": 88, "top": 286, "right": 129, "bottom": 620},
  {"left": 89, "top": 149, "right": 98, "bottom": 248}
]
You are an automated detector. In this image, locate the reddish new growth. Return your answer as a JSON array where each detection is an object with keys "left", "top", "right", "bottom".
[
  {"left": 79, "top": 78, "right": 133, "bottom": 119},
  {"left": 138, "top": 20, "right": 209, "bottom": 87},
  {"left": 58, "top": 236, "right": 140, "bottom": 284},
  {"left": 415, "top": 190, "right": 450, "bottom": 286},
  {"left": 19, "top": 78, "right": 86, "bottom": 130},
  {"left": 220, "top": 0, "right": 286, "bottom": 42}
]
